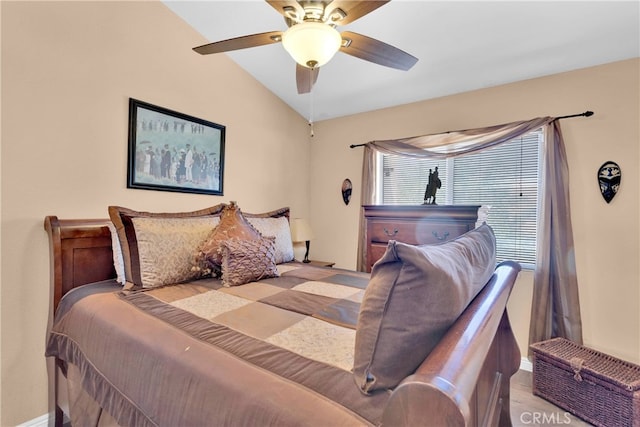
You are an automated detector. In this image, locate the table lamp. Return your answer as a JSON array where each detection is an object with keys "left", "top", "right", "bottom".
[{"left": 290, "top": 218, "right": 314, "bottom": 263}]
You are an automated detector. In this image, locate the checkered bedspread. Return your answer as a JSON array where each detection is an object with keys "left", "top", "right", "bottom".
[{"left": 122, "top": 263, "right": 369, "bottom": 372}]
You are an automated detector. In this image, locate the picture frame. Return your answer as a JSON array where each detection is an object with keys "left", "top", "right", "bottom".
[{"left": 127, "top": 98, "right": 225, "bottom": 195}]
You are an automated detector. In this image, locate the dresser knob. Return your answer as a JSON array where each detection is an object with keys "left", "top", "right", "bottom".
[
  {"left": 432, "top": 231, "right": 450, "bottom": 241},
  {"left": 384, "top": 228, "right": 399, "bottom": 237}
]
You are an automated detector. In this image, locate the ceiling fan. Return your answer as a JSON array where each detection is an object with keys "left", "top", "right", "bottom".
[{"left": 193, "top": 0, "right": 418, "bottom": 94}]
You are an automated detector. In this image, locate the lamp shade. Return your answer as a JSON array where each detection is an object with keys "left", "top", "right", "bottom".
[
  {"left": 282, "top": 22, "right": 342, "bottom": 68},
  {"left": 290, "top": 218, "right": 314, "bottom": 242}
]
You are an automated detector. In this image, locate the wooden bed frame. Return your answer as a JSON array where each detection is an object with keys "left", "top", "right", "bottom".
[{"left": 45, "top": 215, "right": 522, "bottom": 426}]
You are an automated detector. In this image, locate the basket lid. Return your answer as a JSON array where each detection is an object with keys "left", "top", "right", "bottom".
[{"left": 531, "top": 338, "right": 640, "bottom": 391}]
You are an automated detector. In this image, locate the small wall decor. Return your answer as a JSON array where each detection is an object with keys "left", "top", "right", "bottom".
[
  {"left": 341, "top": 178, "right": 352, "bottom": 205},
  {"left": 127, "top": 98, "right": 225, "bottom": 195},
  {"left": 597, "top": 161, "right": 621, "bottom": 204}
]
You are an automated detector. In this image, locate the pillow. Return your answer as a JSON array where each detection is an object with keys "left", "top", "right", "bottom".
[
  {"left": 107, "top": 222, "right": 126, "bottom": 285},
  {"left": 246, "top": 216, "right": 294, "bottom": 264},
  {"left": 196, "top": 202, "right": 263, "bottom": 275},
  {"left": 108, "top": 204, "right": 226, "bottom": 287},
  {"left": 131, "top": 216, "right": 221, "bottom": 288},
  {"left": 219, "top": 236, "right": 279, "bottom": 287},
  {"left": 353, "top": 224, "right": 497, "bottom": 394}
]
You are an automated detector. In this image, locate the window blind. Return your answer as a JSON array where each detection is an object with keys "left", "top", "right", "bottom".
[
  {"left": 381, "top": 130, "right": 542, "bottom": 266},
  {"left": 382, "top": 157, "right": 447, "bottom": 205}
]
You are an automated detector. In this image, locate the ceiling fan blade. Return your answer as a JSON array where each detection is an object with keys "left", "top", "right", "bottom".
[
  {"left": 325, "top": 1, "right": 389, "bottom": 25},
  {"left": 339, "top": 31, "right": 418, "bottom": 71},
  {"left": 193, "top": 31, "right": 283, "bottom": 55},
  {"left": 296, "top": 64, "right": 319, "bottom": 94}
]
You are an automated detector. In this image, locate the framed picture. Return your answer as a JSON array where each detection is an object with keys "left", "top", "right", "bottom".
[{"left": 127, "top": 98, "right": 225, "bottom": 195}]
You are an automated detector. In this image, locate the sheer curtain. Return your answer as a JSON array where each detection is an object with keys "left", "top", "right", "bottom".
[{"left": 357, "top": 117, "right": 583, "bottom": 347}]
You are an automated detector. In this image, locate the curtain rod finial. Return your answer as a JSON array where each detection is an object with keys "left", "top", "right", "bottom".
[{"left": 556, "top": 110, "right": 595, "bottom": 120}]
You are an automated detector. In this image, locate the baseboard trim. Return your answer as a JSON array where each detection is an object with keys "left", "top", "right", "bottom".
[
  {"left": 520, "top": 356, "right": 533, "bottom": 372},
  {"left": 18, "top": 413, "right": 49, "bottom": 427}
]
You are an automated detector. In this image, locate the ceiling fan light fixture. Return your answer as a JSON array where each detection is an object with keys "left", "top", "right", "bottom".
[{"left": 282, "top": 22, "right": 342, "bottom": 69}]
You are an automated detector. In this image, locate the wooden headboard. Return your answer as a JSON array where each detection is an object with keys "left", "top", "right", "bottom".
[{"left": 44, "top": 216, "right": 116, "bottom": 314}]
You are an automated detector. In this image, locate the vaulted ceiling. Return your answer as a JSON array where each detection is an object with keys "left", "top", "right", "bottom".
[{"left": 164, "top": 1, "right": 639, "bottom": 122}]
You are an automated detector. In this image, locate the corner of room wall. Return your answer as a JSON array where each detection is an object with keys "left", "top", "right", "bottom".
[
  {"left": 309, "top": 58, "right": 640, "bottom": 365},
  {"left": 1, "top": 1, "right": 310, "bottom": 424}
]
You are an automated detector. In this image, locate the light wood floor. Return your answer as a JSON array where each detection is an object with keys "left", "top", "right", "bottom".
[{"left": 511, "top": 370, "right": 592, "bottom": 426}]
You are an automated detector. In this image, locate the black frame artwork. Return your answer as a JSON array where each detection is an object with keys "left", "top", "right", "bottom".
[{"left": 127, "top": 98, "right": 225, "bottom": 195}]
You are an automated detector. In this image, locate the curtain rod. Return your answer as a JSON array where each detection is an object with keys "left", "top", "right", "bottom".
[
  {"left": 348, "top": 110, "right": 594, "bottom": 148},
  {"left": 554, "top": 110, "right": 594, "bottom": 120}
]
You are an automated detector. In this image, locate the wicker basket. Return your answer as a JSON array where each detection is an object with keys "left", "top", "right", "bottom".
[{"left": 531, "top": 338, "right": 640, "bottom": 427}]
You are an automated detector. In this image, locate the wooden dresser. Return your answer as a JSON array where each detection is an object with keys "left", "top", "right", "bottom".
[{"left": 363, "top": 205, "right": 481, "bottom": 272}]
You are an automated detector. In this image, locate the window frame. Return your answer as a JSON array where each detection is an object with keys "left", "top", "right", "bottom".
[{"left": 376, "top": 129, "right": 544, "bottom": 270}]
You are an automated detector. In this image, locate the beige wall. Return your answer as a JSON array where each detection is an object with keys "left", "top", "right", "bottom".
[
  {"left": 1, "top": 1, "right": 310, "bottom": 424},
  {"left": 309, "top": 58, "right": 640, "bottom": 365}
]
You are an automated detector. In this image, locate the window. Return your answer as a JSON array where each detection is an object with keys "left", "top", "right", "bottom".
[{"left": 379, "top": 130, "right": 542, "bottom": 268}]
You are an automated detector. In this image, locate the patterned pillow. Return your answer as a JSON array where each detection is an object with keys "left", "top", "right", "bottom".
[
  {"left": 196, "top": 202, "right": 263, "bottom": 276},
  {"left": 131, "top": 216, "right": 221, "bottom": 288},
  {"left": 353, "top": 224, "right": 497, "bottom": 393},
  {"left": 108, "top": 204, "right": 225, "bottom": 287},
  {"left": 219, "top": 236, "right": 279, "bottom": 287},
  {"left": 246, "top": 216, "right": 294, "bottom": 264}
]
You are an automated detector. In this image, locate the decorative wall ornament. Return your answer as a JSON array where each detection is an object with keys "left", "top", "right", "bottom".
[
  {"left": 423, "top": 166, "right": 441, "bottom": 205},
  {"left": 597, "top": 161, "right": 621, "bottom": 204},
  {"left": 341, "top": 178, "right": 352, "bottom": 205}
]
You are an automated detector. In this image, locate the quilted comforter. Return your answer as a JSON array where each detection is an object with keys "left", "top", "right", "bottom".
[{"left": 46, "top": 263, "right": 390, "bottom": 426}]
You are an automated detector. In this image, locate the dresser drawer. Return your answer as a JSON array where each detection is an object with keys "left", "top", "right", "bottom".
[
  {"left": 368, "top": 220, "right": 472, "bottom": 246},
  {"left": 368, "top": 243, "right": 388, "bottom": 270},
  {"left": 362, "top": 205, "right": 481, "bottom": 273}
]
